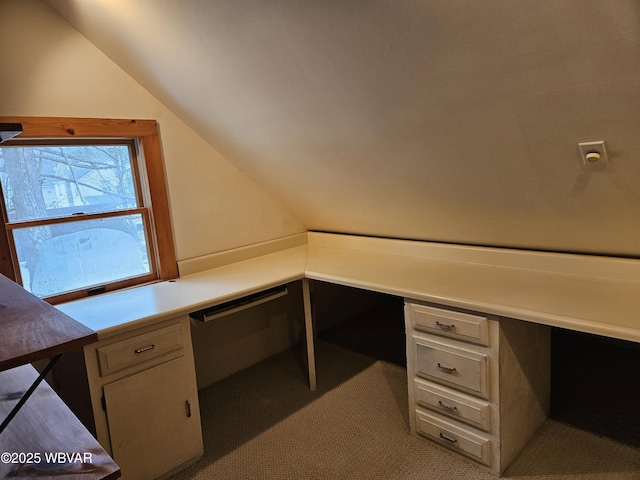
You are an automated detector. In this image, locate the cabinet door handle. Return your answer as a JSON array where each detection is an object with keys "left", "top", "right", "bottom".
[
  {"left": 436, "top": 363, "right": 457, "bottom": 374},
  {"left": 435, "top": 321, "right": 455, "bottom": 330},
  {"left": 134, "top": 344, "right": 155, "bottom": 354},
  {"left": 437, "top": 400, "right": 457, "bottom": 412},
  {"left": 439, "top": 432, "right": 458, "bottom": 444},
  {"left": 185, "top": 400, "right": 192, "bottom": 418}
]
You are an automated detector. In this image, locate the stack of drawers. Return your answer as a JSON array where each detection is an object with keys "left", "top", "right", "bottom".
[{"left": 405, "top": 300, "right": 550, "bottom": 474}]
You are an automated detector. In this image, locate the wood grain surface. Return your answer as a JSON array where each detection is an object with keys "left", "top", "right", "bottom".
[
  {"left": 0, "top": 364, "right": 120, "bottom": 479},
  {"left": 0, "top": 275, "right": 97, "bottom": 371}
]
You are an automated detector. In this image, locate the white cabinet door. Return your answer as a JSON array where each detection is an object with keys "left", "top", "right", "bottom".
[{"left": 103, "top": 356, "right": 202, "bottom": 480}]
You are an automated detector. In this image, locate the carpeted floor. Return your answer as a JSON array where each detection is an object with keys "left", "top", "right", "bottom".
[{"left": 170, "top": 341, "right": 640, "bottom": 480}]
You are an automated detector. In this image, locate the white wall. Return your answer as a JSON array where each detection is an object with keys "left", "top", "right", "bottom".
[
  {"left": 44, "top": 0, "right": 640, "bottom": 257},
  {"left": 0, "top": 0, "right": 305, "bottom": 262}
]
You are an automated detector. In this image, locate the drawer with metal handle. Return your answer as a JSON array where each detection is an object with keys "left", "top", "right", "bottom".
[
  {"left": 96, "top": 322, "right": 184, "bottom": 377},
  {"left": 406, "top": 302, "right": 489, "bottom": 346},
  {"left": 415, "top": 409, "right": 492, "bottom": 466},
  {"left": 411, "top": 335, "right": 489, "bottom": 399},
  {"left": 414, "top": 378, "right": 491, "bottom": 431}
]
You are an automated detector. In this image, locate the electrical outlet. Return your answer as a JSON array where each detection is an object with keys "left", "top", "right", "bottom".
[{"left": 578, "top": 141, "right": 607, "bottom": 166}]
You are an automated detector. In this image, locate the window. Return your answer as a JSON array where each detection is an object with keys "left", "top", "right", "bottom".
[{"left": 0, "top": 117, "right": 177, "bottom": 304}]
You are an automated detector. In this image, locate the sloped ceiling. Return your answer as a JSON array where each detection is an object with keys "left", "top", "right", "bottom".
[{"left": 45, "top": 0, "right": 640, "bottom": 256}]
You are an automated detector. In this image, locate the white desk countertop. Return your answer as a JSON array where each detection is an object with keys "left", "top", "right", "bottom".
[
  {"left": 57, "top": 233, "right": 640, "bottom": 343},
  {"left": 56, "top": 245, "right": 307, "bottom": 338},
  {"left": 305, "top": 244, "right": 640, "bottom": 343}
]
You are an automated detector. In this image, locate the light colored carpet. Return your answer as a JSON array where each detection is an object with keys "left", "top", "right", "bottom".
[{"left": 171, "top": 342, "right": 640, "bottom": 480}]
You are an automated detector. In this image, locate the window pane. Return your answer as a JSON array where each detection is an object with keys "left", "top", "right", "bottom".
[
  {"left": 13, "top": 215, "right": 151, "bottom": 298},
  {"left": 0, "top": 144, "right": 137, "bottom": 222}
]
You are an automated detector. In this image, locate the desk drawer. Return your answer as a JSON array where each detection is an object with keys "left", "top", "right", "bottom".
[
  {"left": 414, "top": 378, "right": 491, "bottom": 431},
  {"left": 412, "top": 335, "right": 489, "bottom": 399},
  {"left": 97, "top": 323, "right": 184, "bottom": 377},
  {"left": 415, "top": 409, "right": 492, "bottom": 466},
  {"left": 407, "top": 303, "right": 489, "bottom": 346}
]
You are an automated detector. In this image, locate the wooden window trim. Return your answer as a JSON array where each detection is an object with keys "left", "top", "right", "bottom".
[{"left": 0, "top": 116, "right": 178, "bottom": 303}]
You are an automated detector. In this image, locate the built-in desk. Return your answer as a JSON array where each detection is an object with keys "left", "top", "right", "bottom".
[
  {"left": 54, "top": 232, "right": 640, "bottom": 477},
  {"left": 57, "top": 243, "right": 308, "bottom": 338},
  {"left": 303, "top": 233, "right": 640, "bottom": 473},
  {"left": 55, "top": 243, "right": 309, "bottom": 479},
  {"left": 58, "top": 230, "right": 640, "bottom": 361},
  {"left": 304, "top": 233, "right": 640, "bottom": 343}
]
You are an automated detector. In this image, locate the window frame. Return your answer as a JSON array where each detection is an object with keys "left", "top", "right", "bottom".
[{"left": 0, "top": 116, "right": 178, "bottom": 304}]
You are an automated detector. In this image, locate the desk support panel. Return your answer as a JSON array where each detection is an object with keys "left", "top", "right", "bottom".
[{"left": 303, "top": 279, "right": 317, "bottom": 391}]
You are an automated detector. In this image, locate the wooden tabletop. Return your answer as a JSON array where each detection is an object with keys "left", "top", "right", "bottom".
[
  {"left": 0, "top": 275, "right": 97, "bottom": 372},
  {"left": 0, "top": 364, "right": 120, "bottom": 479}
]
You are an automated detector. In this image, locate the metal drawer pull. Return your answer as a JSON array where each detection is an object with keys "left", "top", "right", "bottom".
[
  {"left": 435, "top": 321, "right": 455, "bottom": 330},
  {"left": 437, "top": 363, "right": 457, "bottom": 374},
  {"left": 134, "top": 344, "right": 156, "bottom": 354},
  {"left": 439, "top": 432, "right": 458, "bottom": 443},
  {"left": 186, "top": 400, "right": 192, "bottom": 418},
  {"left": 437, "top": 400, "right": 457, "bottom": 412}
]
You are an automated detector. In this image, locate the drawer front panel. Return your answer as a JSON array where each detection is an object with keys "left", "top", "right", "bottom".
[
  {"left": 414, "top": 379, "right": 491, "bottom": 431},
  {"left": 415, "top": 410, "right": 492, "bottom": 466},
  {"left": 412, "top": 335, "right": 488, "bottom": 399},
  {"left": 97, "top": 323, "right": 184, "bottom": 376},
  {"left": 407, "top": 303, "right": 489, "bottom": 346}
]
